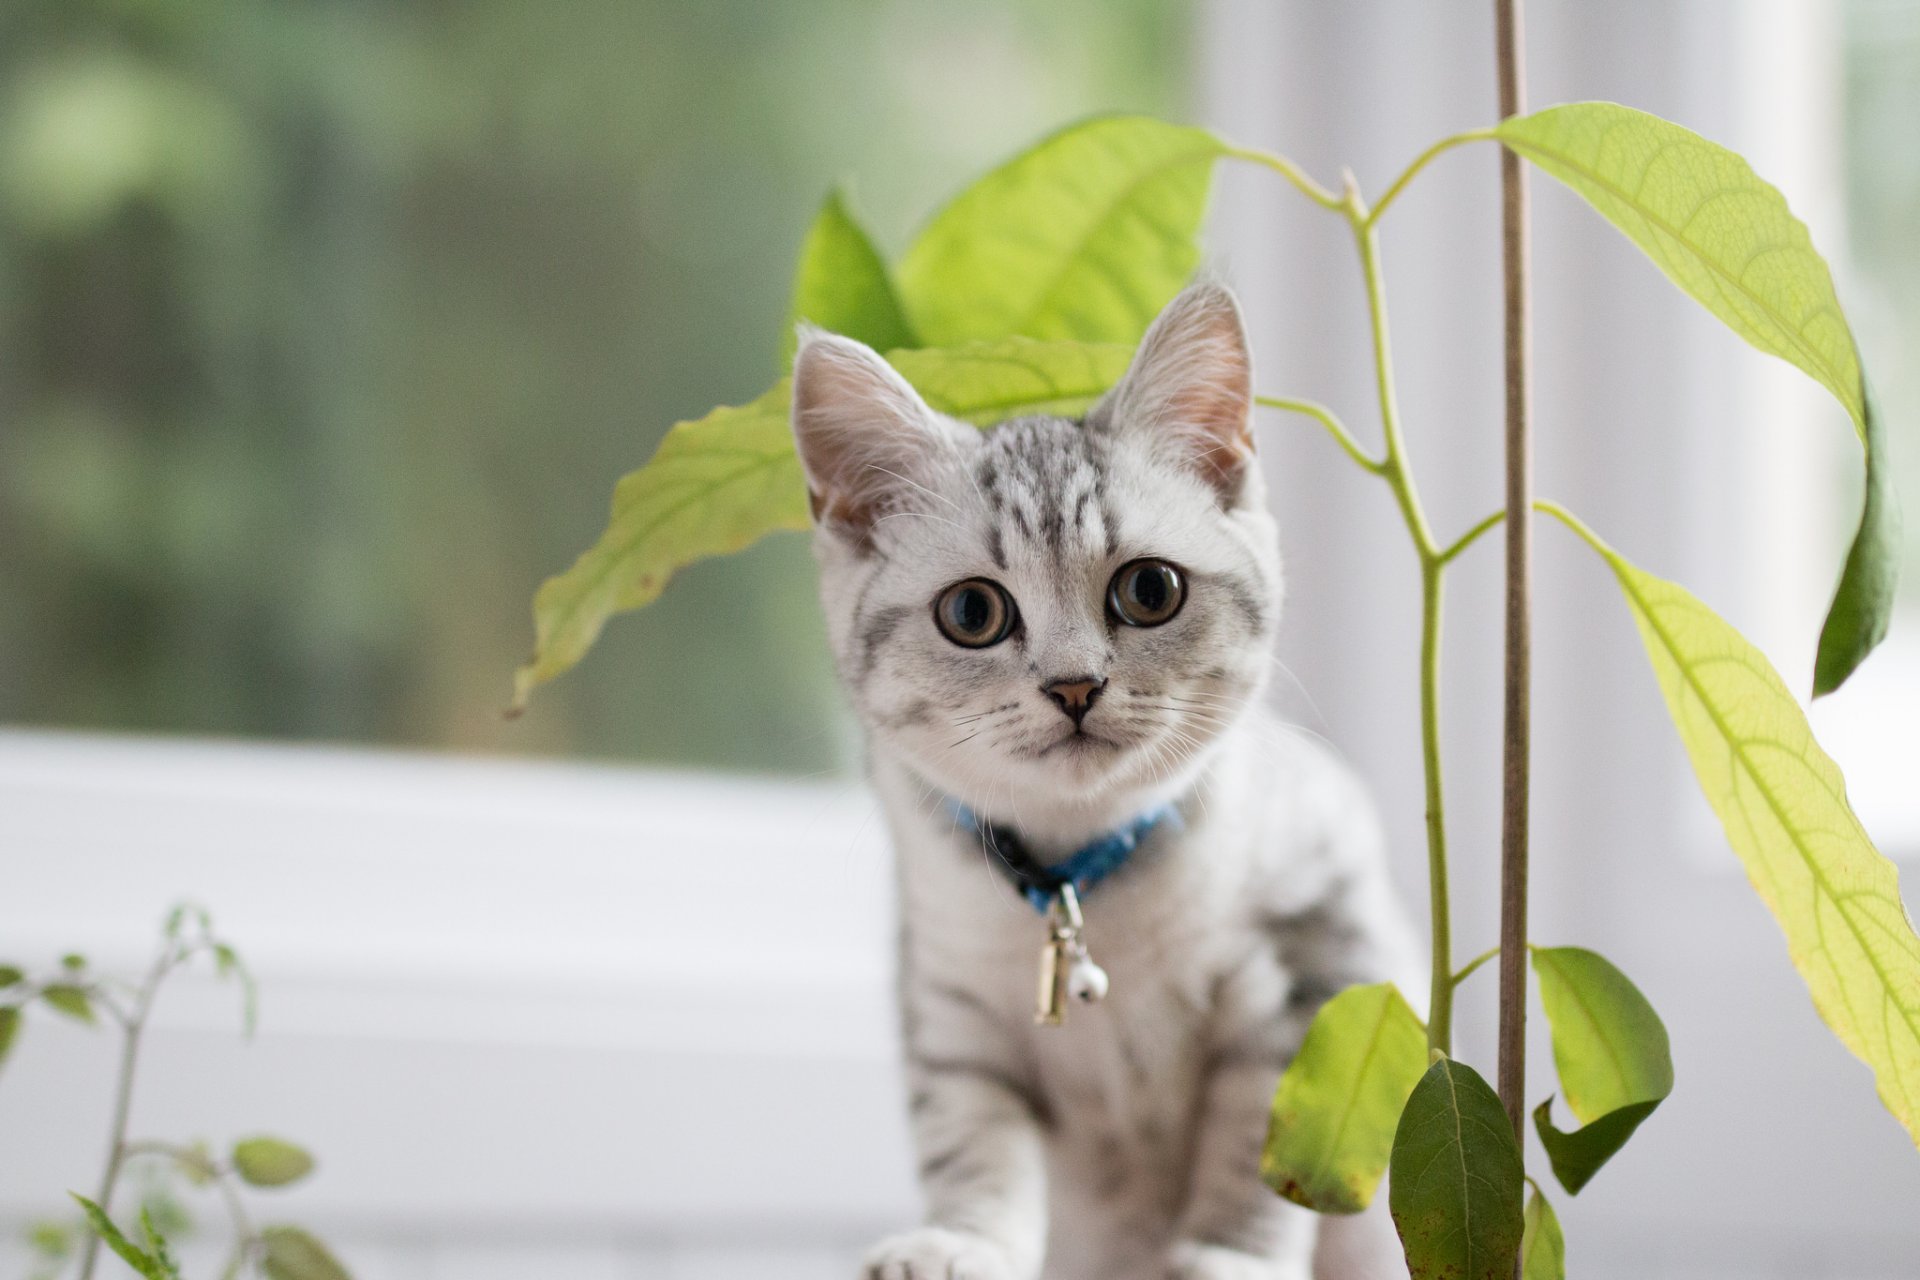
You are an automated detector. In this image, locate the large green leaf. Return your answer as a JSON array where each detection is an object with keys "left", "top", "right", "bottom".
[
  {"left": 897, "top": 115, "right": 1224, "bottom": 346},
  {"left": 1388, "top": 1057, "right": 1525, "bottom": 1280},
  {"left": 1530, "top": 946, "right": 1672, "bottom": 1194},
  {"left": 1521, "top": 1186, "right": 1566, "bottom": 1280},
  {"left": 515, "top": 340, "right": 1135, "bottom": 705},
  {"left": 1260, "top": 982, "right": 1428, "bottom": 1213},
  {"left": 1498, "top": 102, "right": 1897, "bottom": 694},
  {"left": 1553, "top": 507, "right": 1920, "bottom": 1148},
  {"left": 511, "top": 383, "right": 803, "bottom": 711},
  {"left": 781, "top": 189, "right": 915, "bottom": 367}
]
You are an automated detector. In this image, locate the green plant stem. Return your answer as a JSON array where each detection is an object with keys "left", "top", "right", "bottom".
[
  {"left": 122, "top": 1141, "right": 258, "bottom": 1269},
  {"left": 1223, "top": 144, "right": 1346, "bottom": 211},
  {"left": 1365, "top": 129, "right": 1498, "bottom": 228},
  {"left": 1254, "top": 395, "right": 1385, "bottom": 473},
  {"left": 1453, "top": 945, "right": 1502, "bottom": 989},
  {"left": 1439, "top": 510, "right": 1509, "bottom": 565},
  {"left": 78, "top": 945, "right": 182, "bottom": 1280}
]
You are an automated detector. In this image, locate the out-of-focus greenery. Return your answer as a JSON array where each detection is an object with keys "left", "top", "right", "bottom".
[
  {"left": 1846, "top": 0, "right": 1920, "bottom": 601},
  {"left": 0, "top": 0, "right": 1189, "bottom": 770}
]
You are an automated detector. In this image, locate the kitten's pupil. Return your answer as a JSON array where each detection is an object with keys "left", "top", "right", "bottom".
[
  {"left": 956, "top": 588, "right": 992, "bottom": 631},
  {"left": 1132, "top": 571, "right": 1167, "bottom": 613}
]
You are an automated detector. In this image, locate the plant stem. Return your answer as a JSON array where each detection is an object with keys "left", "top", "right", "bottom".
[
  {"left": 1222, "top": 144, "right": 1346, "bottom": 211},
  {"left": 1439, "top": 510, "right": 1508, "bottom": 565},
  {"left": 1365, "top": 128, "right": 1499, "bottom": 229},
  {"left": 1495, "top": 0, "right": 1535, "bottom": 1163},
  {"left": 1453, "top": 945, "right": 1503, "bottom": 989},
  {"left": 1254, "top": 395, "right": 1385, "bottom": 474},
  {"left": 78, "top": 944, "right": 180, "bottom": 1280}
]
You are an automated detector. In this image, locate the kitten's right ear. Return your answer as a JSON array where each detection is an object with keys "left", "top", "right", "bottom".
[{"left": 790, "top": 328, "right": 965, "bottom": 546}]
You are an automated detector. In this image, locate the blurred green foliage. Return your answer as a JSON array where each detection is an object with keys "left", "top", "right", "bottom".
[{"left": 0, "top": 0, "right": 1189, "bottom": 770}]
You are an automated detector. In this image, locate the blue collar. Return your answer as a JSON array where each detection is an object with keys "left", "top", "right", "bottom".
[{"left": 944, "top": 799, "right": 1178, "bottom": 914}]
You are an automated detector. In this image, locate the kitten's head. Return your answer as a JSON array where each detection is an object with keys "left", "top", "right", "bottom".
[{"left": 791, "top": 283, "right": 1280, "bottom": 818}]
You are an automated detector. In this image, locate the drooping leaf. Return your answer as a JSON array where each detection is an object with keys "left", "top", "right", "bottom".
[
  {"left": 41, "top": 985, "right": 94, "bottom": 1024},
  {"left": 1498, "top": 102, "right": 1896, "bottom": 693},
  {"left": 0, "top": 1006, "right": 18, "bottom": 1067},
  {"left": 213, "top": 942, "right": 258, "bottom": 1037},
  {"left": 71, "top": 1195, "right": 168, "bottom": 1280},
  {"left": 1260, "top": 982, "right": 1429, "bottom": 1213},
  {"left": 515, "top": 340, "right": 1135, "bottom": 705},
  {"left": 1529, "top": 945, "right": 1672, "bottom": 1193},
  {"left": 232, "top": 1137, "right": 316, "bottom": 1188},
  {"left": 259, "top": 1226, "right": 353, "bottom": 1280},
  {"left": 782, "top": 189, "right": 915, "bottom": 366},
  {"left": 1388, "top": 1057, "right": 1525, "bottom": 1280},
  {"left": 897, "top": 115, "right": 1224, "bottom": 345},
  {"left": 511, "top": 382, "right": 804, "bottom": 710},
  {"left": 1553, "top": 507, "right": 1920, "bottom": 1148},
  {"left": 1521, "top": 1185, "right": 1566, "bottom": 1280}
]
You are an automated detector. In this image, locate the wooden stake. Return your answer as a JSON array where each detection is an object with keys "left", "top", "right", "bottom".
[{"left": 1494, "top": 0, "right": 1533, "bottom": 1157}]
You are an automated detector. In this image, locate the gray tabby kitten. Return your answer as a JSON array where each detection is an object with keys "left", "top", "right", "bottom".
[{"left": 791, "top": 284, "right": 1416, "bottom": 1280}]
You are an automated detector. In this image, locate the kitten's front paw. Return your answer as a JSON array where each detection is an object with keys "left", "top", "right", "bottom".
[
  {"left": 1166, "top": 1241, "right": 1307, "bottom": 1280},
  {"left": 863, "top": 1227, "right": 1014, "bottom": 1280}
]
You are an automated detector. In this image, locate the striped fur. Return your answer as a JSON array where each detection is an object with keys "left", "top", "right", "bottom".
[{"left": 794, "top": 286, "right": 1417, "bottom": 1280}]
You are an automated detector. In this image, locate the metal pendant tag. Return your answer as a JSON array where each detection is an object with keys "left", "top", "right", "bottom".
[{"left": 1035, "top": 934, "right": 1068, "bottom": 1025}]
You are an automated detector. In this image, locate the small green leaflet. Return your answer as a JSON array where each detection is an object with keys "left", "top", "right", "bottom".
[
  {"left": 1497, "top": 102, "right": 1897, "bottom": 694},
  {"left": 71, "top": 1195, "right": 173, "bottom": 1280},
  {"left": 41, "top": 985, "right": 94, "bottom": 1024},
  {"left": 1260, "top": 982, "right": 1428, "bottom": 1213},
  {"left": 1521, "top": 1185, "right": 1566, "bottom": 1280},
  {"left": 260, "top": 1226, "right": 353, "bottom": 1280},
  {"left": 0, "top": 1006, "right": 18, "bottom": 1068},
  {"left": 1550, "top": 505, "right": 1920, "bottom": 1150},
  {"left": 1530, "top": 946, "right": 1673, "bottom": 1193},
  {"left": 232, "top": 1136, "right": 316, "bottom": 1188},
  {"left": 1388, "top": 1057, "right": 1525, "bottom": 1280},
  {"left": 782, "top": 190, "right": 916, "bottom": 367},
  {"left": 514, "top": 340, "right": 1135, "bottom": 705},
  {"left": 897, "top": 115, "right": 1224, "bottom": 346}
]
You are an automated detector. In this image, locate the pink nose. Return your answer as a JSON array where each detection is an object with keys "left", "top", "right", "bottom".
[{"left": 1043, "top": 677, "right": 1106, "bottom": 726}]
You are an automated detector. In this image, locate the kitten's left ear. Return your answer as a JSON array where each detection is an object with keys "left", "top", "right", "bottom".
[{"left": 1096, "top": 282, "right": 1255, "bottom": 505}]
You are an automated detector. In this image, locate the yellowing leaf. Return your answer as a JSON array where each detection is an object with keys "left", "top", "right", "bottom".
[
  {"left": 515, "top": 341, "right": 1135, "bottom": 705},
  {"left": 897, "top": 116, "right": 1224, "bottom": 345},
  {"left": 1499, "top": 102, "right": 1896, "bottom": 694},
  {"left": 1261, "top": 982, "right": 1428, "bottom": 1213},
  {"left": 782, "top": 189, "right": 915, "bottom": 366},
  {"left": 1553, "top": 506, "right": 1920, "bottom": 1148},
  {"left": 1521, "top": 1186, "right": 1566, "bottom": 1280}
]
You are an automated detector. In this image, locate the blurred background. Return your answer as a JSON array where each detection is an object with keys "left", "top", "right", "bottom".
[{"left": 3, "top": 1, "right": 1919, "bottom": 1278}]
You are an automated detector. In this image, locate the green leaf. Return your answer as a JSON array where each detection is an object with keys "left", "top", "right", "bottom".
[
  {"left": 515, "top": 339, "right": 1134, "bottom": 706},
  {"left": 0, "top": 1006, "right": 19, "bottom": 1067},
  {"left": 1528, "top": 945, "right": 1672, "bottom": 1193},
  {"left": 1552, "top": 507, "right": 1920, "bottom": 1149},
  {"left": 232, "top": 1136, "right": 316, "bottom": 1188},
  {"left": 1388, "top": 1057, "right": 1525, "bottom": 1280},
  {"left": 782, "top": 189, "right": 915, "bottom": 366},
  {"left": 213, "top": 942, "right": 258, "bottom": 1037},
  {"left": 41, "top": 985, "right": 94, "bottom": 1024},
  {"left": 897, "top": 115, "right": 1224, "bottom": 346},
  {"left": 27, "top": 1217, "right": 76, "bottom": 1261},
  {"left": 1521, "top": 1186, "right": 1566, "bottom": 1280},
  {"left": 259, "top": 1225, "right": 353, "bottom": 1280},
  {"left": 71, "top": 1195, "right": 168, "bottom": 1280},
  {"left": 1260, "top": 982, "right": 1429, "bottom": 1213},
  {"left": 139, "top": 1210, "right": 182, "bottom": 1280},
  {"left": 0, "top": 964, "right": 23, "bottom": 987},
  {"left": 1497, "top": 102, "right": 1896, "bottom": 693},
  {"left": 511, "top": 381, "right": 806, "bottom": 711},
  {"left": 60, "top": 953, "right": 85, "bottom": 971}
]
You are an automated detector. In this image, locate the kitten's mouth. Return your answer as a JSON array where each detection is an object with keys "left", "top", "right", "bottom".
[{"left": 1033, "top": 727, "right": 1120, "bottom": 758}]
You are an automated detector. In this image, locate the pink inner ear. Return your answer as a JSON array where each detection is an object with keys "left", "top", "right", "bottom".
[{"left": 1169, "top": 342, "right": 1254, "bottom": 497}]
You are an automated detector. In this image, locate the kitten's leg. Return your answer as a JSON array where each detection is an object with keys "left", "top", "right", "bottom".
[
  {"left": 1165, "top": 1049, "right": 1316, "bottom": 1280},
  {"left": 865, "top": 989, "right": 1048, "bottom": 1280}
]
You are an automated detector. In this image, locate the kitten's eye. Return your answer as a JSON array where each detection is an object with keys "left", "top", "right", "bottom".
[
  {"left": 934, "top": 579, "right": 1017, "bottom": 648},
  {"left": 1108, "top": 559, "right": 1186, "bottom": 627}
]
